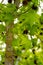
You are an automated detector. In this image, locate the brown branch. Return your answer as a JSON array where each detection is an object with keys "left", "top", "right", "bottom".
[{"left": 5, "top": 22, "right": 14, "bottom": 65}]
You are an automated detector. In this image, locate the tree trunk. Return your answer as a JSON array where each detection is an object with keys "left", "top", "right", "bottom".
[
  {"left": 5, "top": 22, "right": 14, "bottom": 65},
  {"left": 5, "top": 0, "right": 20, "bottom": 65}
]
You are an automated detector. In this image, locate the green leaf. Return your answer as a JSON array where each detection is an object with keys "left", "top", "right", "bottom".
[{"left": 0, "top": 24, "right": 5, "bottom": 33}]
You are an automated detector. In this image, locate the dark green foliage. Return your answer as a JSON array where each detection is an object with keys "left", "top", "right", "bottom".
[
  {"left": 32, "top": 4, "right": 38, "bottom": 10},
  {"left": 0, "top": 20, "right": 2, "bottom": 22},
  {"left": 40, "top": 32, "right": 43, "bottom": 35},
  {"left": 40, "top": 13, "right": 43, "bottom": 24},
  {"left": 23, "top": 29, "right": 28, "bottom": 34},
  {"left": 41, "top": 28, "right": 43, "bottom": 30}
]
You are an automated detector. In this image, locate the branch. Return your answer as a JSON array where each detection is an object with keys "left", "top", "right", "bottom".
[
  {"left": 14, "top": 7, "right": 31, "bottom": 18},
  {"left": 14, "top": 0, "right": 20, "bottom": 8}
]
